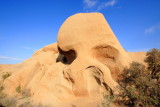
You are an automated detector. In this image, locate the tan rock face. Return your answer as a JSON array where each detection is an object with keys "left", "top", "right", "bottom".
[
  {"left": 0, "top": 13, "right": 146, "bottom": 107},
  {"left": 57, "top": 13, "right": 132, "bottom": 96}
]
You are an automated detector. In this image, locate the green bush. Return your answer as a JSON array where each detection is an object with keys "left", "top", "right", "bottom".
[
  {"left": 16, "top": 85, "right": 21, "bottom": 93},
  {"left": 102, "top": 94, "right": 115, "bottom": 107},
  {"left": 0, "top": 86, "right": 4, "bottom": 92},
  {"left": 19, "top": 102, "right": 50, "bottom": 107},
  {"left": 145, "top": 48, "right": 160, "bottom": 79},
  {"left": 118, "top": 48, "right": 160, "bottom": 106},
  {"left": 2, "top": 72, "right": 11, "bottom": 80},
  {"left": 0, "top": 87, "right": 16, "bottom": 107},
  {"left": 0, "top": 97, "right": 17, "bottom": 107},
  {"left": 19, "top": 101, "right": 34, "bottom": 107}
]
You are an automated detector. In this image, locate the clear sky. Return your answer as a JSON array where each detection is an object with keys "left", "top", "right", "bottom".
[{"left": 0, "top": 0, "right": 160, "bottom": 64}]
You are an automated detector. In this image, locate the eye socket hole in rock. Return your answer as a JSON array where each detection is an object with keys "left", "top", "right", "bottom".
[
  {"left": 92, "top": 45, "right": 119, "bottom": 67},
  {"left": 57, "top": 47, "right": 77, "bottom": 64},
  {"left": 92, "top": 45, "right": 121, "bottom": 80},
  {"left": 92, "top": 45, "right": 119, "bottom": 61}
]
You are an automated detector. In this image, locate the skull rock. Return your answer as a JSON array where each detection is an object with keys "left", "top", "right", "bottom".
[
  {"left": 0, "top": 13, "right": 138, "bottom": 107},
  {"left": 57, "top": 13, "right": 132, "bottom": 96}
]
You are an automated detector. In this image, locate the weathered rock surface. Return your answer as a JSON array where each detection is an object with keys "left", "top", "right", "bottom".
[{"left": 0, "top": 13, "right": 146, "bottom": 107}]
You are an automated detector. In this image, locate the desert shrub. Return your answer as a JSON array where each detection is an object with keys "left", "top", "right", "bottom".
[
  {"left": 0, "top": 86, "right": 49, "bottom": 107},
  {"left": 16, "top": 85, "right": 21, "bottom": 93},
  {"left": 119, "top": 62, "right": 158, "bottom": 106},
  {"left": 0, "top": 85, "right": 5, "bottom": 101},
  {"left": 19, "top": 102, "right": 50, "bottom": 107},
  {"left": 0, "top": 97, "right": 17, "bottom": 107},
  {"left": 0, "top": 85, "right": 16, "bottom": 107},
  {"left": 2, "top": 72, "right": 11, "bottom": 80},
  {"left": 145, "top": 48, "right": 160, "bottom": 79},
  {"left": 0, "top": 86, "right": 4, "bottom": 92},
  {"left": 118, "top": 48, "right": 160, "bottom": 106},
  {"left": 102, "top": 94, "right": 115, "bottom": 107},
  {"left": 19, "top": 101, "right": 34, "bottom": 107}
]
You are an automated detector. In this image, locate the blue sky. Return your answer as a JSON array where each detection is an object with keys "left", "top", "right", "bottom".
[{"left": 0, "top": 0, "right": 160, "bottom": 64}]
